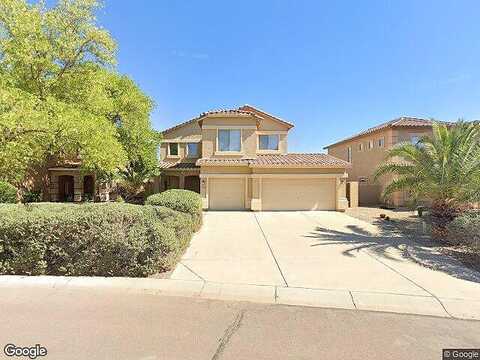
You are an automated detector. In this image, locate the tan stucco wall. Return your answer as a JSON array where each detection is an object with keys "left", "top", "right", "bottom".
[
  {"left": 199, "top": 165, "right": 347, "bottom": 211},
  {"left": 327, "top": 126, "right": 433, "bottom": 206},
  {"left": 200, "top": 126, "right": 257, "bottom": 158},
  {"left": 160, "top": 120, "right": 202, "bottom": 163},
  {"left": 161, "top": 112, "right": 292, "bottom": 162},
  {"left": 252, "top": 167, "right": 345, "bottom": 175}
]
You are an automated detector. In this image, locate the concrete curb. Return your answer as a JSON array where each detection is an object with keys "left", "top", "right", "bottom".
[{"left": 1, "top": 275, "right": 479, "bottom": 320}]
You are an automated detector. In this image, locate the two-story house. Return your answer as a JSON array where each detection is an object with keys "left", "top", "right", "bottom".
[
  {"left": 324, "top": 117, "right": 435, "bottom": 206},
  {"left": 153, "top": 105, "right": 350, "bottom": 211}
]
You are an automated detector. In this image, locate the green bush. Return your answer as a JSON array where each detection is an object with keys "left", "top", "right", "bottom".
[
  {"left": 0, "top": 203, "right": 200, "bottom": 277},
  {"left": 447, "top": 210, "right": 480, "bottom": 248},
  {"left": 22, "top": 190, "right": 42, "bottom": 203},
  {"left": 145, "top": 189, "right": 202, "bottom": 228},
  {"left": 0, "top": 181, "right": 17, "bottom": 203}
]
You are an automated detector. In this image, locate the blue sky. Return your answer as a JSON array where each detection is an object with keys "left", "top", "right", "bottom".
[{"left": 98, "top": 0, "right": 480, "bottom": 152}]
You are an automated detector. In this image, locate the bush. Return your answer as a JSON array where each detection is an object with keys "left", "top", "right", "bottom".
[
  {"left": 22, "top": 190, "right": 42, "bottom": 203},
  {"left": 0, "top": 181, "right": 17, "bottom": 203},
  {"left": 145, "top": 189, "right": 202, "bottom": 228},
  {"left": 0, "top": 202, "right": 200, "bottom": 277},
  {"left": 447, "top": 210, "right": 480, "bottom": 248}
]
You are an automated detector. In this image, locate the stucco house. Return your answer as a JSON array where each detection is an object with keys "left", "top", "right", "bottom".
[
  {"left": 152, "top": 105, "right": 350, "bottom": 211},
  {"left": 324, "top": 117, "right": 435, "bottom": 206}
]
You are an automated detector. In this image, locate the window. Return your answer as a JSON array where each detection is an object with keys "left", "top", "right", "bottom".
[
  {"left": 410, "top": 135, "right": 420, "bottom": 145},
  {"left": 187, "top": 143, "right": 199, "bottom": 157},
  {"left": 259, "top": 134, "right": 279, "bottom": 151},
  {"left": 218, "top": 129, "right": 241, "bottom": 152},
  {"left": 368, "top": 140, "right": 374, "bottom": 149},
  {"left": 378, "top": 138, "right": 384, "bottom": 147},
  {"left": 358, "top": 143, "right": 363, "bottom": 151},
  {"left": 168, "top": 143, "right": 179, "bottom": 156},
  {"left": 347, "top": 146, "right": 352, "bottom": 162}
]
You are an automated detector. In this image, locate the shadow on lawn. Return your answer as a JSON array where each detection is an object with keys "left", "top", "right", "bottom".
[{"left": 304, "top": 217, "right": 480, "bottom": 284}]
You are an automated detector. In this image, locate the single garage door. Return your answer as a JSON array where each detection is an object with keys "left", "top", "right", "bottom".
[
  {"left": 209, "top": 178, "right": 245, "bottom": 210},
  {"left": 262, "top": 178, "right": 336, "bottom": 210}
]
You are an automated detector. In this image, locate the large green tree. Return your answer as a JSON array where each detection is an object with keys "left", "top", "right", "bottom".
[
  {"left": 0, "top": 0, "right": 159, "bottom": 195},
  {"left": 374, "top": 121, "right": 480, "bottom": 237}
]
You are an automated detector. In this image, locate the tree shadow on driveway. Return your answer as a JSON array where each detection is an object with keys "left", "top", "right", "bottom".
[{"left": 304, "top": 219, "right": 480, "bottom": 284}]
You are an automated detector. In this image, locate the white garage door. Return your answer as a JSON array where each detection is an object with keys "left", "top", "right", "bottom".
[
  {"left": 262, "top": 178, "right": 336, "bottom": 210},
  {"left": 209, "top": 178, "right": 245, "bottom": 210}
]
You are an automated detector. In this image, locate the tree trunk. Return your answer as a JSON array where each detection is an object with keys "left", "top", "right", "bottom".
[{"left": 430, "top": 200, "right": 461, "bottom": 242}]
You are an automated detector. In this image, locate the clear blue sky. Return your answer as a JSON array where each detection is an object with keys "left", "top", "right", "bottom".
[{"left": 97, "top": 0, "right": 480, "bottom": 152}]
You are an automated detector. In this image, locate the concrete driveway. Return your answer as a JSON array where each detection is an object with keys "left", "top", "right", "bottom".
[{"left": 172, "top": 211, "right": 480, "bottom": 316}]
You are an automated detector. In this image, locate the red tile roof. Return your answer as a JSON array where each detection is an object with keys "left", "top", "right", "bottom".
[
  {"left": 199, "top": 109, "right": 259, "bottom": 117},
  {"left": 324, "top": 116, "right": 438, "bottom": 148},
  {"left": 159, "top": 162, "right": 200, "bottom": 170},
  {"left": 239, "top": 105, "right": 295, "bottom": 128},
  {"left": 162, "top": 105, "right": 293, "bottom": 134},
  {"left": 253, "top": 153, "right": 350, "bottom": 167},
  {"left": 196, "top": 153, "right": 350, "bottom": 168}
]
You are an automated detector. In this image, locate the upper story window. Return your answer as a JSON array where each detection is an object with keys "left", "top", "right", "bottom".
[
  {"left": 168, "top": 143, "right": 179, "bottom": 156},
  {"left": 347, "top": 146, "right": 352, "bottom": 162},
  {"left": 259, "top": 134, "right": 279, "bottom": 151},
  {"left": 378, "top": 138, "right": 385, "bottom": 147},
  {"left": 218, "top": 129, "right": 241, "bottom": 152},
  {"left": 187, "top": 142, "right": 199, "bottom": 158},
  {"left": 410, "top": 135, "right": 420, "bottom": 145},
  {"left": 368, "top": 140, "right": 374, "bottom": 150}
]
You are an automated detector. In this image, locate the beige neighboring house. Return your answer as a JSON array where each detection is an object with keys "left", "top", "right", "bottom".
[
  {"left": 153, "top": 105, "right": 350, "bottom": 211},
  {"left": 324, "top": 117, "right": 436, "bottom": 206}
]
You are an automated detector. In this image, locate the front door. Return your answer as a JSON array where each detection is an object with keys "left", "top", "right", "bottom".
[
  {"left": 184, "top": 176, "right": 200, "bottom": 193},
  {"left": 58, "top": 175, "right": 74, "bottom": 202}
]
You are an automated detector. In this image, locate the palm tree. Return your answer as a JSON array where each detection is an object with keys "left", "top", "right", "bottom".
[{"left": 374, "top": 121, "right": 480, "bottom": 239}]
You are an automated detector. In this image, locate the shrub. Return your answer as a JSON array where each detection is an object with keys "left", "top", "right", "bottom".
[
  {"left": 22, "top": 190, "right": 42, "bottom": 203},
  {"left": 145, "top": 189, "right": 202, "bottom": 228},
  {"left": 0, "top": 181, "right": 17, "bottom": 203},
  {"left": 0, "top": 203, "right": 199, "bottom": 277},
  {"left": 447, "top": 210, "right": 480, "bottom": 248}
]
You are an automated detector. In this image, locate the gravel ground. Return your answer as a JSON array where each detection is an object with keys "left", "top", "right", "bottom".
[{"left": 345, "top": 206, "right": 480, "bottom": 275}]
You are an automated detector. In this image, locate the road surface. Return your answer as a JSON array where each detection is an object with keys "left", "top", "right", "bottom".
[{"left": 1, "top": 286, "right": 479, "bottom": 360}]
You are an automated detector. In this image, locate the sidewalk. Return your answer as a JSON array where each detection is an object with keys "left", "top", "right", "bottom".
[{"left": 2, "top": 275, "right": 479, "bottom": 320}]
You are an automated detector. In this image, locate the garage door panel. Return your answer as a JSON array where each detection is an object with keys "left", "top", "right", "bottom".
[
  {"left": 262, "top": 178, "right": 335, "bottom": 210},
  {"left": 209, "top": 178, "right": 245, "bottom": 210}
]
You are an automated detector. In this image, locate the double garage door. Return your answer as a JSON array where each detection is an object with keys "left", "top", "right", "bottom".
[{"left": 209, "top": 178, "right": 336, "bottom": 211}]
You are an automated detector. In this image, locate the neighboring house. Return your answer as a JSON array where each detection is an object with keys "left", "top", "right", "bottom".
[
  {"left": 153, "top": 105, "right": 350, "bottom": 211},
  {"left": 47, "top": 161, "right": 110, "bottom": 202},
  {"left": 324, "top": 117, "right": 435, "bottom": 206}
]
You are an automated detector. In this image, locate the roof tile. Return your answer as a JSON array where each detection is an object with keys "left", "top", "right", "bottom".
[
  {"left": 196, "top": 153, "right": 350, "bottom": 168},
  {"left": 324, "top": 116, "right": 439, "bottom": 148}
]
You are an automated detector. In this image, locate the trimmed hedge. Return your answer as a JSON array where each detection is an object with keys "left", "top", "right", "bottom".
[
  {"left": 0, "top": 202, "right": 201, "bottom": 277},
  {"left": 0, "top": 181, "right": 17, "bottom": 203},
  {"left": 145, "top": 189, "right": 202, "bottom": 227}
]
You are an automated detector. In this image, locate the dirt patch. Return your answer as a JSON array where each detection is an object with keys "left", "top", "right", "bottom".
[{"left": 346, "top": 206, "right": 480, "bottom": 274}]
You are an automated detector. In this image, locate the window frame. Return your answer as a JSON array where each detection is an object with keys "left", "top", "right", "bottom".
[
  {"left": 186, "top": 142, "right": 199, "bottom": 158},
  {"left": 347, "top": 146, "right": 352, "bottom": 162},
  {"left": 368, "top": 140, "right": 374, "bottom": 150},
  {"left": 410, "top": 135, "right": 420, "bottom": 145},
  {"left": 168, "top": 142, "right": 179, "bottom": 157},
  {"left": 358, "top": 143, "right": 363, "bottom": 151},
  {"left": 216, "top": 129, "right": 242, "bottom": 153},
  {"left": 258, "top": 134, "right": 280, "bottom": 152},
  {"left": 378, "top": 138, "right": 385, "bottom": 148}
]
